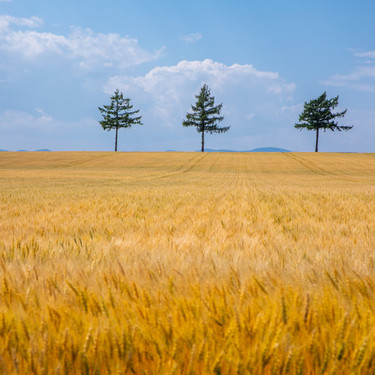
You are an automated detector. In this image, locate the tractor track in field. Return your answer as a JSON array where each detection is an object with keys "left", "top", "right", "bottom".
[
  {"left": 143, "top": 152, "right": 247, "bottom": 189},
  {"left": 283, "top": 153, "right": 333, "bottom": 176},
  {"left": 132, "top": 153, "right": 208, "bottom": 183},
  {"left": 141, "top": 153, "right": 241, "bottom": 188},
  {"left": 52, "top": 153, "right": 115, "bottom": 169},
  {"left": 283, "top": 153, "right": 361, "bottom": 183},
  {"left": 158, "top": 153, "right": 207, "bottom": 179},
  {"left": 48, "top": 153, "right": 208, "bottom": 185}
]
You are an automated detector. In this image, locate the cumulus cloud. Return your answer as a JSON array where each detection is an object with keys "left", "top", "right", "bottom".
[
  {"left": 106, "top": 59, "right": 295, "bottom": 97},
  {"left": 180, "top": 32, "right": 203, "bottom": 43},
  {"left": 0, "top": 15, "right": 163, "bottom": 69},
  {"left": 323, "top": 50, "right": 375, "bottom": 92},
  {"left": 103, "top": 59, "right": 296, "bottom": 150}
]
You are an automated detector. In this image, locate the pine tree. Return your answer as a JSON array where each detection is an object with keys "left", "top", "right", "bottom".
[
  {"left": 183, "top": 84, "right": 230, "bottom": 152},
  {"left": 98, "top": 89, "right": 143, "bottom": 151},
  {"left": 295, "top": 92, "right": 352, "bottom": 152}
]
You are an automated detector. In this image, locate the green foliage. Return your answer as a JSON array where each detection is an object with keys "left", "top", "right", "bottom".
[
  {"left": 295, "top": 92, "right": 353, "bottom": 152},
  {"left": 183, "top": 84, "right": 230, "bottom": 152},
  {"left": 98, "top": 89, "right": 142, "bottom": 151}
]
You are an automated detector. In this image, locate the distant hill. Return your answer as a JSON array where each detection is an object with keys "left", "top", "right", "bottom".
[
  {"left": 0, "top": 149, "right": 8, "bottom": 152},
  {"left": 250, "top": 147, "right": 291, "bottom": 152},
  {"left": 199, "top": 147, "right": 291, "bottom": 152}
]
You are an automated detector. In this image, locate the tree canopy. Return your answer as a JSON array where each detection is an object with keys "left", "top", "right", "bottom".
[
  {"left": 183, "top": 84, "right": 230, "bottom": 152},
  {"left": 98, "top": 89, "right": 142, "bottom": 151},
  {"left": 295, "top": 92, "right": 352, "bottom": 152}
]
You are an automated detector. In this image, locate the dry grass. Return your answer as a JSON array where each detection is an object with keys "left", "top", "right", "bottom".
[{"left": 0, "top": 151, "right": 374, "bottom": 374}]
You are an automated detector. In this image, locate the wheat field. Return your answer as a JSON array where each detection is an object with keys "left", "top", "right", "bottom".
[{"left": 0, "top": 151, "right": 374, "bottom": 374}]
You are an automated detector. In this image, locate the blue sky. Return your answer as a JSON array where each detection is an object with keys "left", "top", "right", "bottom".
[{"left": 0, "top": 0, "right": 374, "bottom": 152}]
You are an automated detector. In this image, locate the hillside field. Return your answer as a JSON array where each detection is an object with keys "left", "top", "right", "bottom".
[{"left": 0, "top": 151, "right": 375, "bottom": 374}]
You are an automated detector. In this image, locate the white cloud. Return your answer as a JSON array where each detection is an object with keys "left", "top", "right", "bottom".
[
  {"left": 0, "top": 15, "right": 42, "bottom": 29},
  {"left": 325, "top": 66, "right": 375, "bottom": 83},
  {"left": 354, "top": 50, "right": 375, "bottom": 59},
  {"left": 106, "top": 59, "right": 295, "bottom": 96},
  {"left": 0, "top": 15, "right": 163, "bottom": 69},
  {"left": 104, "top": 59, "right": 296, "bottom": 150},
  {"left": 323, "top": 50, "right": 375, "bottom": 92},
  {"left": 180, "top": 32, "right": 203, "bottom": 43},
  {"left": 0, "top": 109, "right": 53, "bottom": 133}
]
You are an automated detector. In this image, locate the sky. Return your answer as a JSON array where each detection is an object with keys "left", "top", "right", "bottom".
[{"left": 0, "top": 0, "right": 374, "bottom": 152}]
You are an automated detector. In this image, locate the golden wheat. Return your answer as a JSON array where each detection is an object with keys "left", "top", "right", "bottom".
[{"left": 0, "top": 151, "right": 374, "bottom": 374}]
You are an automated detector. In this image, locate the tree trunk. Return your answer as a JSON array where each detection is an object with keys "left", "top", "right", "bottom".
[
  {"left": 201, "top": 129, "right": 204, "bottom": 152},
  {"left": 115, "top": 126, "right": 118, "bottom": 152},
  {"left": 315, "top": 128, "right": 319, "bottom": 152}
]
